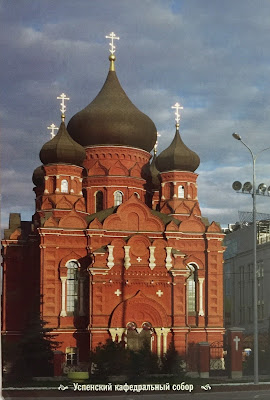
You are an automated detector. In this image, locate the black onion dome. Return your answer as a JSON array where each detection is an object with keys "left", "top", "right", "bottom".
[
  {"left": 149, "top": 154, "right": 160, "bottom": 190},
  {"left": 67, "top": 59, "right": 157, "bottom": 152},
  {"left": 40, "top": 121, "right": 86, "bottom": 166},
  {"left": 156, "top": 128, "right": 200, "bottom": 173},
  {"left": 32, "top": 165, "right": 45, "bottom": 186}
]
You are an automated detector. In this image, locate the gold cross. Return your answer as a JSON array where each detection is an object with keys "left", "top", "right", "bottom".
[
  {"left": 57, "top": 93, "right": 70, "bottom": 120},
  {"left": 171, "top": 102, "right": 183, "bottom": 125},
  {"left": 105, "top": 32, "right": 120, "bottom": 54},
  {"left": 47, "top": 123, "right": 58, "bottom": 139},
  {"left": 154, "top": 132, "right": 161, "bottom": 155}
]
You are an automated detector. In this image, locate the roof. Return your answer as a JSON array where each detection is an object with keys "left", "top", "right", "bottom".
[{"left": 67, "top": 57, "right": 157, "bottom": 152}]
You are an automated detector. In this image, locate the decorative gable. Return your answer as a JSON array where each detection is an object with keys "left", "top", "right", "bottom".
[
  {"left": 174, "top": 201, "right": 191, "bottom": 214},
  {"left": 207, "top": 221, "right": 222, "bottom": 233},
  {"left": 74, "top": 198, "right": 86, "bottom": 212},
  {"left": 41, "top": 197, "right": 55, "bottom": 210},
  {"left": 129, "top": 162, "right": 141, "bottom": 178},
  {"left": 179, "top": 215, "right": 205, "bottom": 233},
  {"left": 89, "top": 218, "right": 103, "bottom": 230},
  {"left": 88, "top": 161, "right": 108, "bottom": 176},
  {"left": 109, "top": 160, "right": 128, "bottom": 176},
  {"left": 56, "top": 196, "right": 73, "bottom": 210},
  {"left": 59, "top": 210, "right": 87, "bottom": 229},
  {"left": 43, "top": 216, "right": 59, "bottom": 228},
  {"left": 165, "top": 221, "right": 179, "bottom": 232},
  {"left": 103, "top": 195, "right": 164, "bottom": 232}
]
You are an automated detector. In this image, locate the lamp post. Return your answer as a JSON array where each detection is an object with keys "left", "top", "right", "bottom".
[{"left": 232, "top": 133, "right": 270, "bottom": 385}]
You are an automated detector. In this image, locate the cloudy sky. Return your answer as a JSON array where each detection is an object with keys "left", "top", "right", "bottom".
[{"left": 2, "top": 0, "right": 270, "bottom": 229}]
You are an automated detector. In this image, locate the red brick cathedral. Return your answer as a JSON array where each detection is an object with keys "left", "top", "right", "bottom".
[{"left": 2, "top": 45, "right": 224, "bottom": 373}]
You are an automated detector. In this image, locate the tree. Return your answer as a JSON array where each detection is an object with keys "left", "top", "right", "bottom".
[
  {"left": 161, "top": 342, "right": 184, "bottom": 376},
  {"left": 90, "top": 339, "right": 129, "bottom": 379},
  {"left": 10, "top": 312, "right": 60, "bottom": 381}
]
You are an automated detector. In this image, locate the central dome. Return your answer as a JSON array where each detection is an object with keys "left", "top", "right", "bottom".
[{"left": 67, "top": 56, "right": 157, "bottom": 152}]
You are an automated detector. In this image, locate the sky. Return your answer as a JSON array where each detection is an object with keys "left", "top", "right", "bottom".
[{"left": 2, "top": 0, "right": 270, "bottom": 230}]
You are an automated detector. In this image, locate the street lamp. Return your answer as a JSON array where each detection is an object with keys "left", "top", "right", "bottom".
[{"left": 232, "top": 133, "right": 270, "bottom": 385}]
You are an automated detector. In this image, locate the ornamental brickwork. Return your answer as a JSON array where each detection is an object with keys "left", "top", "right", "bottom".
[{"left": 2, "top": 50, "right": 225, "bottom": 374}]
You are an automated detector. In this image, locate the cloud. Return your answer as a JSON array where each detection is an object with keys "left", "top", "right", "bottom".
[{"left": 2, "top": 0, "right": 270, "bottom": 229}]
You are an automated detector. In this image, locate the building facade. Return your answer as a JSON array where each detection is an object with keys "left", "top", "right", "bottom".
[
  {"left": 224, "top": 222, "right": 270, "bottom": 333},
  {"left": 2, "top": 48, "right": 224, "bottom": 373}
]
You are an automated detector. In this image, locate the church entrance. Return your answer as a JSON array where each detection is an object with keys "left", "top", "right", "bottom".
[{"left": 126, "top": 322, "right": 152, "bottom": 351}]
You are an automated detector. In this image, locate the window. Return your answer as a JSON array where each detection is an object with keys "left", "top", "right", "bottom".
[
  {"left": 178, "top": 185, "right": 184, "bottom": 198},
  {"left": 187, "top": 264, "right": 197, "bottom": 314},
  {"left": 114, "top": 191, "right": 123, "bottom": 206},
  {"left": 61, "top": 179, "right": 68, "bottom": 193},
  {"left": 66, "top": 261, "right": 79, "bottom": 313},
  {"left": 134, "top": 192, "right": 140, "bottom": 198},
  {"left": 66, "top": 347, "right": 78, "bottom": 366},
  {"left": 95, "top": 191, "right": 103, "bottom": 212}
]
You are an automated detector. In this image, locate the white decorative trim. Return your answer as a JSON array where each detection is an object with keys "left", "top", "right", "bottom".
[
  {"left": 165, "top": 247, "right": 173, "bottom": 270},
  {"left": 107, "top": 245, "right": 114, "bottom": 269},
  {"left": 155, "top": 328, "right": 162, "bottom": 358},
  {"left": 198, "top": 277, "right": 205, "bottom": 316},
  {"left": 149, "top": 246, "right": 156, "bottom": 270},
  {"left": 60, "top": 277, "right": 67, "bottom": 317},
  {"left": 124, "top": 246, "right": 131, "bottom": 270},
  {"left": 109, "top": 328, "right": 125, "bottom": 342},
  {"left": 162, "top": 328, "right": 171, "bottom": 355}
]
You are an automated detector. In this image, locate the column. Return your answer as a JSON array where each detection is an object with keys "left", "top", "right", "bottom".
[
  {"left": 149, "top": 246, "right": 156, "bottom": 270},
  {"left": 60, "top": 277, "right": 67, "bottom": 317},
  {"left": 165, "top": 247, "right": 173, "bottom": 270},
  {"left": 107, "top": 245, "right": 114, "bottom": 269},
  {"left": 162, "top": 328, "right": 171, "bottom": 355},
  {"left": 124, "top": 246, "right": 131, "bottom": 270},
  {"left": 155, "top": 328, "right": 162, "bottom": 358},
  {"left": 198, "top": 277, "right": 205, "bottom": 316},
  {"left": 79, "top": 277, "right": 85, "bottom": 316}
]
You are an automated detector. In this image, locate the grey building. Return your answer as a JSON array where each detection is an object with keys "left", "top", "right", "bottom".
[{"left": 224, "top": 222, "right": 270, "bottom": 333}]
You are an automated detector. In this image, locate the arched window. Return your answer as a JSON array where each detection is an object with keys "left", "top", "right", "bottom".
[
  {"left": 134, "top": 192, "right": 140, "bottom": 198},
  {"left": 95, "top": 191, "right": 103, "bottom": 212},
  {"left": 66, "top": 261, "right": 79, "bottom": 313},
  {"left": 178, "top": 185, "right": 184, "bottom": 198},
  {"left": 114, "top": 190, "right": 123, "bottom": 206},
  {"left": 61, "top": 179, "right": 68, "bottom": 193},
  {"left": 187, "top": 264, "right": 197, "bottom": 314}
]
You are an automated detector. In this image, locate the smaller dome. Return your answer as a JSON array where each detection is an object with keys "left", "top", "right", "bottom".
[
  {"left": 32, "top": 165, "right": 45, "bottom": 186},
  {"left": 156, "top": 127, "right": 200, "bottom": 173},
  {"left": 149, "top": 154, "right": 160, "bottom": 190},
  {"left": 39, "top": 121, "right": 86, "bottom": 166}
]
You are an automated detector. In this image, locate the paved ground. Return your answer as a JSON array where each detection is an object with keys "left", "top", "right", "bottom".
[
  {"left": 2, "top": 389, "right": 270, "bottom": 400},
  {"left": 2, "top": 386, "right": 270, "bottom": 400}
]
